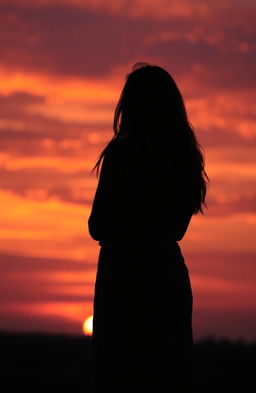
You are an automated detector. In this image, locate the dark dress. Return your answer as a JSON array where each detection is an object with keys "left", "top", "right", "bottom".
[{"left": 88, "top": 138, "right": 194, "bottom": 392}]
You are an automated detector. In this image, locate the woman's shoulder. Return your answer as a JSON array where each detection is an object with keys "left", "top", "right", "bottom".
[
  {"left": 101, "top": 138, "right": 131, "bottom": 175},
  {"left": 105, "top": 137, "right": 136, "bottom": 164},
  {"left": 104, "top": 136, "right": 176, "bottom": 174}
]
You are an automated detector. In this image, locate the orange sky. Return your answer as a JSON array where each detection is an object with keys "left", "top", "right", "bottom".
[{"left": 0, "top": 0, "right": 256, "bottom": 341}]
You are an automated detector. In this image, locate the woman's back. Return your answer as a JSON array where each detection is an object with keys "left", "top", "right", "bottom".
[{"left": 89, "top": 136, "right": 195, "bottom": 247}]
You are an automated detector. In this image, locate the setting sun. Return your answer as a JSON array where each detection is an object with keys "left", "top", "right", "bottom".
[{"left": 83, "top": 315, "right": 93, "bottom": 335}]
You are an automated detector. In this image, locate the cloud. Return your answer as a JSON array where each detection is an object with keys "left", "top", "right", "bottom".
[
  {"left": 183, "top": 211, "right": 256, "bottom": 254},
  {"left": 0, "top": 251, "right": 95, "bottom": 334},
  {"left": 0, "top": 281, "right": 93, "bottom": 303},
  {"left": 184, "top": 249, "right": 256, "bottom": 341},
  {"left": 205, "top": 195, "right": 256, "bottom": 217},
  {"left": 0, "top": 0, "right": 255, "bottom": 87},
  {"left": 0, "top": 91, "right": 45, "bottom": 115},
  {"left": 187, "top": 91, "right": 256, "bottom": 141},
  {"left": 0, "top": 308, "right": 88, "bottom": 335},
  {"left": 0, "top": 0, "right": 216, "bottom": 19},
  {"left": 3, "top": 0, "right": 256, "bottom": 23},
  {"left": 0, "top": 189, "right": 96, "bottom": 260},
  {"left": 185, "top": 249, "right": 256, "bottom": 281},
  {"left": 0, "top": 90, "right": 113, "bottom": 158},
  {"left": 0, "top": 4, "right": 145, "bottom": 77},
  {"left": 198, "top": 128, "right": 256, "bottom": 149},
  {"left": 0, "top": 251, "right": 94, "bottom": 273},
  {"left": 0, "top": 166, "right": 96, "bottom": 205},
  {"left": 148, "top": 38, "right": 256, "bottom": 90}
]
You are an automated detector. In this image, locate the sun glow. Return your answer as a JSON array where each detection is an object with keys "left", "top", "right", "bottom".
[{"left": 83, "top": 315, "right": 93, "bottom": 335}]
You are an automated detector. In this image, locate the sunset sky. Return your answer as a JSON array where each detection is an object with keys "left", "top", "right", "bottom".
[{"left": 0, "top": 0, "right": 255, "bottom": 342}]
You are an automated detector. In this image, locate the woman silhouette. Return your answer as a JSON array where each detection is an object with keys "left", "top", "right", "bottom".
[{"left": 88, "top": 62, "right": 209, "bottom": 392}]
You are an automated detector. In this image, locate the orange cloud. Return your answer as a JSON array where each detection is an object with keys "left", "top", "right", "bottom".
[
  {"left": 191, "top": 274, "right": 256, "bottom": 311},
  {"left": 182, "top": 212, "right": 256, "bottom": 254},
  {"left": 0, "top": 152, "right": 94, "bottom": 172},
  {"left": 0, "top": 66, "right": 119, "bottom": 102},
  {"left": 187, "top": 91, "right": 256, "bottom": 139},
  {"left": 0, "top": 189, "right": 95, "bottom": 260}
]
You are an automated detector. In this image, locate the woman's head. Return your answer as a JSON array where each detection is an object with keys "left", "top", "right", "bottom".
[
  {"left": 114, "top": 62, "right": 188, "bottom": 142},
  {"left": 92, "top": 62, "right": 209, "bottom": 214}
]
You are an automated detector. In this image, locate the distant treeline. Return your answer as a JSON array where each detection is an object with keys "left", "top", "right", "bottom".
[{"left": 1, "top": 331, "right": 255, "bottom": 392}]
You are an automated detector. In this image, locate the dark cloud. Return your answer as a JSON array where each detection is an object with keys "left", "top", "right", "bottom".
[
  {"left": 0, "top": 280, "right": 93, "bottom": 303},
  {"left": 205, "top": 195, "right": 256, "bottom": 217},
  {"left": 0, "top": 91, "right": 45, "bottom": 115},
  {"left": 188, "top": 248, "right": 256, "bottom": 342},
  {"left": 0, "top": 310, "right": 84, "bottom": 335},
  {"left": 0, "top": 92, "right": 111, "bottom": 159},
  {"left": 197, "top": 127, "right": 256, "bottom": 148},
  {"left": 0, "top": 252, "right": 94, "bottom": 273},
  {"left": 0, "top": 4, "right": 147, "bottom": 77},
  {"left": 193, "top": 308, "right": 256, "bottom": 342},
  {"left": 0, "top": 252, "right": 94, "bottom": 314},
  {"left": 149, "top": 38, "right": 256, "bottom": 90},
  {"left": 186, "top": 249, "right": 256, "bottom": 281},
  {"left": 0, "top": 92, "right": 68, "bottom": 141},
  {"left": 0, "top": 2, "right": 255, "bottom": 89},
  {"left": 0, "top": 91, "right": 111, "bottom": 136},
  {"left": 0, "top": 128, "right": 89, "bottom": 156},
  {"left": 0, "top": 167, "right": 94, "bottom": 204}
]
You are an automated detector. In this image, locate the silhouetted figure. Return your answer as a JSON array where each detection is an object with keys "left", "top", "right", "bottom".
[{"left": 88, "top": 62, "right": 209, "bottom": 392}]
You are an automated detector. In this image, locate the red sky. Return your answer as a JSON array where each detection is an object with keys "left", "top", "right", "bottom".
[{"left": 0, "top": 0, "right": 255, "bottom": 341}]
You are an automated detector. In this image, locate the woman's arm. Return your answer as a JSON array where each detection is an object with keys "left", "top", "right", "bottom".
[
  {"left": 88, "top": 146, "right": 194, "bottom": 243},
  {"left": 88, "top": 145, "right": 152, "bottom": 243},
  {"left": 88, "top": 153, "right": 111, "bottom": 241}
]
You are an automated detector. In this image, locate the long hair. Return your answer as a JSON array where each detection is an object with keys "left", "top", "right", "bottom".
[{"left": 91, "top": 62, "right": 209, "bottom": 215}]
